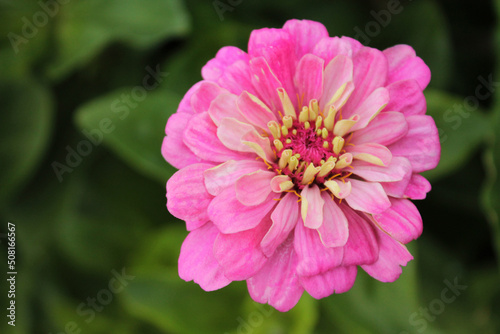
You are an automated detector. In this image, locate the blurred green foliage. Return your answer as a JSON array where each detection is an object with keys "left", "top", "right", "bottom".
[{"left": 0, "top": 0, "right": 499, "bottom": 333}]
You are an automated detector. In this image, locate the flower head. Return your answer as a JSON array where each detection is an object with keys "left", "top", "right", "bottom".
[{"left": 162, "top": 19, "right": 440, "bottom": 311}]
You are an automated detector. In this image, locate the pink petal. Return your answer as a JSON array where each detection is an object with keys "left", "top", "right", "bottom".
[
  {"left": 162, "top": 113, "right": 203, "bottom": 169},
  {"left": 345, "top": 179, "right": 391, "bottom": 214},
  {"left": 214, "top": 215, "right": 271, "bottom": 280},
  {"left": 300, "top": 184, "right": 325, "bottom": 229},
  {"left": 166, "top": 163, "right": 214, "bottom": 231},
  {"left": 373, "top": 198, "right": 423, "bottom": 244},
  {"left": 388, "top": 115, "right": 440, "bottom": 173},
  {"left": 294, "top": 54, "right": 324, "bottom": 104},
  {"left": 351, "top": 156, "right": 412, "bottom": 182},
  {"left": 283, "top": 19, "right": 329, "bottom": 58},
  {"left": 312, "top": 36, "right": 362, "bottom": 63},
  {"left": 202, "top": 46, "right": 249, "bottom": 82},
  {"left": 204, "top": 160, "right": 266, "bottom": 196},
  {"left": 350, "top": 111, "right": 408, "bottom": 146},
  {"left": 208, "top": 93, "right": 246, "bottom": 126},
  {"left": 317, "top": 192, "right": 349, "bottom": 247},
  {"left": 177, "top": 81, "right": 204, "bottom": 114},
  {"left": 217, "top": 117, "right": 256, "bottom": 153},
  {"left": 361, "top": 226, "right": 413, "bottom": 282},
  {"left": 178, "top": 222, "right": 231, "bottom": 291},
  {"left": 208, "top": 186, "right": 279, "bottom": 234},
  {"left": 219, "top": 60, "right": 256, "bottom": 95},
  {"left": 247, "top": 237, "right": 304, "bottom": 312},
  {"left": 248, "top": 28, "right": 297, "bottom": 106},
  {"left": 235, "top": 170, "right": 275, "bottom": 206},
  {"left": 249, "top": 57, "right": 284, "bottom": 113},
  {"left": 346, "top": 143, "right": 392, "bottom": 166},
  {"left": 320, "top": 54, "right": 353, "bottom": 111},
  {"left": 342, "top": 47, "right": 388, "bottom": 112},
  {"left": 339, "top": 205, "right": 379, "bottom": 266},
  {"left": 294, "top": 218, "right": 344, "bottom": 276},
  {"left": 381, "top": 161, "right": 413, "bottom": 198},
  {"left": 385, "top": 79, "right": 426, "bottom": 116},
  {"left": 348, "top": 87, "right": 390, "bottom": 132},
  {"left": 237, "top": 91, "right": 278, "bottom": 130},
  {"left": 190, "top": 81, "right": 229, "bottom": 114},
  {"left": 404, "top": 174, "right": 432, "bottom": 200},
  {"left": 383, "top": 45, "right": 431, "bottom": 89},
  {"left": 183, "top": 112, "right": 251, "bottom": 162},
  {"left": 261, "top": 192, "right": 300, "bottom": 257},
  {"left": 241, "top": 130, "right": 276, "bottom": 162},
  {"left": 300, "top": 266, "right": 357, "bottom": 299}
]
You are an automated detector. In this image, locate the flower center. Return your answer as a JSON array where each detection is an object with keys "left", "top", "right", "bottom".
[{"left": 267, "top": 96, "right": 355, "bottom": 190}]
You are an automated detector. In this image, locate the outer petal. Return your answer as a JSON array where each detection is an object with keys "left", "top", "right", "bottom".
[
  {"left": 300, "top": 184, "right": 325, "bottom": 229},
  {"left": 348, "top": 87, "right": 390, "bottom": 132},
  {"left": 219, "top": 60, "right": 256, "bottom": 95},
  {"left": 283, "top": 19, "right": 329, "bottom": 58},
  {"left": 163, "top": 113, "right": 203, "bottom": 169},
  {"left": 312, "top": 36, "right": 362, "bottom": 63},
  {"left": 345, "top": 179, "right": 391, "bottom": 214},
  {"left": 237, "top": 91, "right": 278, "bottom": 129},
  {"left": 385, "top": 79, "right": 426, "bottom": 116},
  {"left": 317, "top": 192, "right": 349, "bottom": 247},
  {"left": 214, "top": 215, "right": 271, "bottom": 280},
  {"left": 350, "top": 111, "right": 408, "bottom": 146},
  {"left": 294, "top": 54, "right": 324, "bottom": 104},
  {"left": 202, "top": 46, "right": 249, "bottom": 82},
  {"left": 249, "top": 57, "right": 284, "bottom": 112},
  {"left": 184, "top": 112, "right": 251, "bottom": 162},
  {"left": 204, "top": 160, "right": 266, "bottom": 196},
  {"left": 351, "top": 156, "right": 412, "bottom": 182},
  {"left": 235, "top": 170, "right": 275, "bottom": 206},
  {"left": 261, "top": 192, "right": 300, "bottom": 257},
  {"left": 342, "top": 47, "right": 388, "bottom": 112},
  {"left": 300, "top": 266, "right": 357, "bottom": 299},
  {"left": 320, "top": 54, "right": 353, "bottom": 111},
  {"left": 178, "top": 222, "right": 231, "bottom": 291},
  {"left": 190, "top": 81, "right": 229, "bottom": 114},
  {"left": 373, "top": 198, "right": 423, "bottom": 244},
  {"left": 167, "top": 163, "right": 214, "bottom": 231},
  {"left": 248, "top": 28, "right": 297, "bottom": 106},
  {"left": 294, "top": 218, "right": 344, "bottom": 276},
  {"left": 383, "top": 45, "right": 431, "bottom": 89},
  {"left": 404, "top": 174, "right": 432, "bottom": 200},
  {"left": 340, "top": 205, "right": 379, "bottom": 266},
  {"left": 388, "top": 115, "right": 440, "bottom": 173},
  {"left": 208, "top": 93, "right": 246, "bottom": 126},
  {"left": 346, "top": 143, "right": 392, "bottom": 167},
  {"left": 247, "top": 237, "right": 304, "bottom": 312},
  {"left": 361, "top": 226, "right": 413, "bottom": 282},
  {"left": 208, "top": 187, "right": 279, "bottom": 234}
]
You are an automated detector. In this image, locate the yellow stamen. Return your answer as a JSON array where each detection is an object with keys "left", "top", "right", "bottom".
[
  {"left": 292, "top": 129, "right": 297, "bottom": 135},
  {"left": 324, "top": 105, "right": 336, "bottom": 131},
  {"left": 321, "top": 128, "right": 329, "bottom": 139},
  {"left": 315, "top": 116, "right": 323, "bottom": 131},
  {"left": 288, "top": 156, "right": 299, "bottom": 171},
  {"left": 309, "top": 99, "right": 319, "bottom": 119},
  {"left": 322, "top": 141, "right": 329, "bottom": 149},
  {"left": 281, "top": 125, "right": 289, "bottom": 136},
  {"left": 299, "top": 107, "right": 309, "bottom": 123},
  {"left": 283, "top": 115, "right": 293, "bottom": 129},
  {"left": 335, "top": 153, "right": 353, "bottom": 169},
  {"left": 278, "top": 88, "right": 297, "bottom": 119},
  {"left": 301, "top": 163, "right": 320, "bottom": 184},
  {"left": 285, "top": 138, "right": 292, "bottom": 144},
  {"left": 333, "top": 114, "right": 359, "bottom": 137},
  {"left": 278, "top": 149, "right": 292, "bottom": 169},
  {"left": 304, "top": 121, "right": 310, "bottom": 129},
  {"left": 332, "top": 136, "right": 345, "bottom": 155},
  {"left": 267, "top": 121, "right": 281, "bottom": 139},
  {"left": 318, "top": 161, "right": 335, "bottom": 177},
  {"left": 273, "top": 139, "right": 283, "bottom": 151}
]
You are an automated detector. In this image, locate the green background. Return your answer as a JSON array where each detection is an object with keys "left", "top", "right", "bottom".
[{"left": 1, "top": 0, "right": 499, "bottom": 333}]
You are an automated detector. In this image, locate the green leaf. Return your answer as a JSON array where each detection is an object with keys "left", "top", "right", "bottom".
[
  {"left": 75, "top": 87, "right": 180, "bottom": 183},
  {"left": 122, "top": 268, "right": 248, "bottom": 334},
  {"left": 0, "top": 79, "right": 53, "bottom": 207},
  {"left": 423, "top": 89, "right": 491, "bottom": 181},
  {"left": 47, "top": 0, "right": 191, "bottom": 79}
]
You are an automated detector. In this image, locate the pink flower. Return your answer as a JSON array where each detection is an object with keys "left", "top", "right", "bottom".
[{"left": 162, "top": 19, "right": 440, "bottom": 311}]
